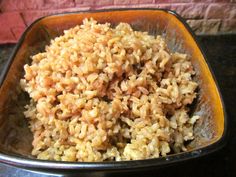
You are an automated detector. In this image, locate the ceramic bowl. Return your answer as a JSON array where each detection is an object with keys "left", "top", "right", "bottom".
[{"left": 0, "top": 8, "right": 227, "bottom": 175}]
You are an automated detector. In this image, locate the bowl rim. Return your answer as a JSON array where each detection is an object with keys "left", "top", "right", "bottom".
[{"left": 0, "top": 7, "right": 228, "bottom": 171}]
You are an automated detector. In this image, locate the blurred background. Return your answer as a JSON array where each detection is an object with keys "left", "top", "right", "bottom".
[{"left": 0, "top": 0, "right": 235, "bottom": 43}]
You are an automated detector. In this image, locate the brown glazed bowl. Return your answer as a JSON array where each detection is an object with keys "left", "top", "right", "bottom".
[{"left": 0, "top": 8, "right": 227, "bottom": 175}]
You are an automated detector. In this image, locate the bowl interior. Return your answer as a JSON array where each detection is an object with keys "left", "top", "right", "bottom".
[{"left": 0, "top": 9, "right": 225, "bottom": 160}]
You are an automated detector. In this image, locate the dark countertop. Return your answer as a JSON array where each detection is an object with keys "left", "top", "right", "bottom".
[{"left": 0, "top": 34, "right": 235, "bottom": 177}]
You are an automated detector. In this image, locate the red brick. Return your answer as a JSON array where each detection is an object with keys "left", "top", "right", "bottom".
[
  {"left": 53, "top": 7, "right": 91, "bottom": 13},
  {"left": 156, "top": 0, "right": 189, "bottom": 2},
  {"left": 156, "top": 4, "right": 171, "bottom": 9},
  {"left": 0, "top": 0, "right": 44, "bottom": 11},
  {"left": 230, "top": 6, "right": 236, "bottom": 18},
  {"left": 21, "top": 11, "right": 48, "bottom": 26},
  {"left": 0, "top": 12, "right": 26, "bottom": 28},
  {"left": 192, "top": 0, "right": 232, "bottom": 2},
  {"left": 119, "top": 3, "right": 170, "bottom": 8},
  {"left": 43, "top": 0, "right": 75, "bottom": 9},
  {"left": 170, "top": 3, "right": 208, "bottom": 19},
  {"left": 114, "top": 0, "right": 138, "bottom": 5},
  {"left": 95, "top": 0, "right": 114, "bottom": 6},
  {"left": 74, "top": 0, "right": 83, "bottom": 4},
  {"left": 205, "top": 3, "right": 234, "bottom": 19},
  {"left": 0, "top": 0, "right": 236, "bottom": 43},
  {"left": 0, "top": 26, "right": 16, "bottom": 43},
  {"left": 155, "top": 0, "right": 168, "bottom": 2},
  {"left": 96, "top": 3, "right": 170, "bottom": 9},
  {"left": 138, "top": 0, "right": 154, "bottom": 3},
  {"left": 186, "top": 19, "right": 204, "bottom": 34},
  {"left": 22, "top": 9, "right": 75, "bottom": 26},
  {"left": 203, "top": 19, "right": 221, "bottom": 34},
  {"left": 1, "top": 0, "right": 77, "bottom": 11},
  {"left": 0, "top": 12, "right": 26, "bottom": 43},
  {"left": 75, "top": 0, "right": 95, "bottom": 6},
  {"left": 22, "top": 8, "right": 91, "bottom": 26},
  {"left": 11, "top": 27, "right": 26, "bottom": 40},
  {"left": 220, "top": 20, "right": 236, "bottom": 32},
  {"left": 147, "top": 3, "right": 170, "bottom": 8},
  {"left": 114, "top": 0, "right": 155, "bottom": 3}
]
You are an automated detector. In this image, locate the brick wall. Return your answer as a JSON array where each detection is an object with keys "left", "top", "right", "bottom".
[{"left": 0, "top": 0, "right": 235, "bottom": 43}]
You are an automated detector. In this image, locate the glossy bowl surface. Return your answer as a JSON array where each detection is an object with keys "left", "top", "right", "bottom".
[{"left": 0, "top": 8, "right": 227, "bottom": 173}]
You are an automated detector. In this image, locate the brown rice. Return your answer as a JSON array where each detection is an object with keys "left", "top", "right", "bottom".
[{"left": 21, "top": 18, "right": 199, "bottom": 162}]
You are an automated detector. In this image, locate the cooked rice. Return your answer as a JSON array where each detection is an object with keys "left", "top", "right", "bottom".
[{"left": 21, "top": 18, "right": 199, "bottom": 162}]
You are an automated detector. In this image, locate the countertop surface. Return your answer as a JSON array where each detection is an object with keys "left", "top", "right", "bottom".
[{"left": 0, "top": 34, "right": 235, "bottom": 177}]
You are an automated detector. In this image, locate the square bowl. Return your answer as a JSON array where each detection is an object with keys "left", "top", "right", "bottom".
[{"left": 0, "top": 8, "right": 227, "bottom": 174}]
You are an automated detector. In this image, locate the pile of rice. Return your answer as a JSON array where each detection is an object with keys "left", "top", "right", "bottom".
[{"left": 21, "top": 18, "right": 199, "bottom": 162}]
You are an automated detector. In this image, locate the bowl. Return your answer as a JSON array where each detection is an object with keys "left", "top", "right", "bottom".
[{"left": 0, "top": 8, "right": 227, "bottom": 175}]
